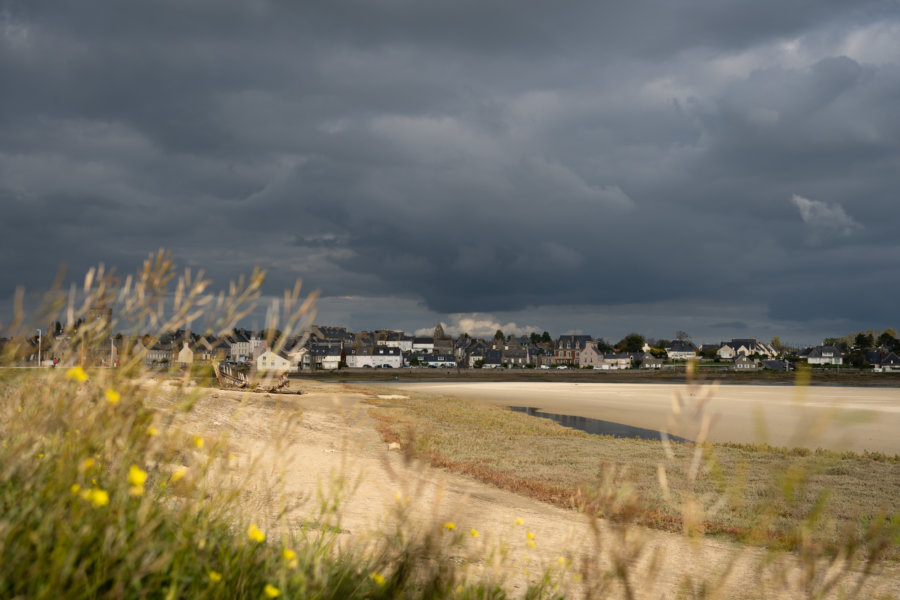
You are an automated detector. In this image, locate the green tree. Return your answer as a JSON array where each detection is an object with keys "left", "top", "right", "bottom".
[
  {"left": 494, "top": 329, "right": 505, "bottom": 341},
  {"left": 596, "top": 338, "right": 614, "bottom": 354},
  {"left": 675, "top": 330, "right": 691, "bottom": 342},
  {"left": 854, "top": 332, "right": 874, "bottom": 349},
  {"left": 541, "top": 331, "right": 552, "bottom": 344},
  {"left": 771, "top": 336, "right": 783, "bottom": 351},
  {"left": 877, "top": 330, "right": 898, "bottom": 348},
  {"left": 616, "top": 333, "right": 645, "bottom": 353},
  {"left": 824, "top": 337, "right": 849, "bottom": 352}
]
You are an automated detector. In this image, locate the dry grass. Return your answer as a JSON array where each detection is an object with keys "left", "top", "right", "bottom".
[{"left": 364, "top": 387, "right": 900, "bottom": 560}]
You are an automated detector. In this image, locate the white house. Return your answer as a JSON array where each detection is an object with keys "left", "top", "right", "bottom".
[
  {"left": 666, "top": 341, "right": 697, "bottom": 360},
  {"left": 346, "top": 346, "right": 403, "bottom": 368},
  {"left": 420, "top": 353, "right": 457, "bottom": 367},
  {"left": 257, "top": 350, "right": 295, "bottom": 373},
  {"left": 177, "top": 341, "right": 194, "bottom": 366},
  {"left": 379, "top": 333, "right": 415, "bottom": 352},
  {"left": 230, "top": 334, "right": 251, "bottom": 361},
  {"left": 412, "top": 337, "right": 434, "bottom": 353},
  {"left": 322, "top": 350, "right": 341, "bottom": 370},
  {"left": 144, "top": 343, "right": 171, "bottom": 365},
  {"left": 807, "top": 346, "right": 843, "bottom": 365},
  {"left": 716, "top": 344, "right": 735, "bottom": 360}
]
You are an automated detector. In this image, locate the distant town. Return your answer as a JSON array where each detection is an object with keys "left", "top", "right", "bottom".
[{"left": 7, "top": 318, "right": 900, "bottom": 374}]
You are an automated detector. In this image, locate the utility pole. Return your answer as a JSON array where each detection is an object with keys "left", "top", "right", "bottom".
[{"left": 36, "top": 328, "right": 42, "bottom": 367}]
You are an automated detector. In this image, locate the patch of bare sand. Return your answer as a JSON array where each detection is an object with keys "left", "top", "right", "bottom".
[{"left": 155, "top": 381, "right": 900, "bottom": 599}]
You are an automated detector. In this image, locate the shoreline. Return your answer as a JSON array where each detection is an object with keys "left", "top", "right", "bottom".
[{"left": 291, "top": 367, "right": 900, "bottom": 388}]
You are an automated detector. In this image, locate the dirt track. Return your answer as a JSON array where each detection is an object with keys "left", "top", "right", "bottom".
[{"left": 174, "top": 381, "right": 900, "bottom": 599}]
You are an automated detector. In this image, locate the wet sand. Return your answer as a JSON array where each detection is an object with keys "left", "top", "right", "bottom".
[{"left": 388, "top": 381, "right": 900, "bottom": 454}]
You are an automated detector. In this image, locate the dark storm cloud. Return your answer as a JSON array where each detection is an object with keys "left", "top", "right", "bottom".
[{"left": 2, "top": 0, "right": 899, "bottom": 341}]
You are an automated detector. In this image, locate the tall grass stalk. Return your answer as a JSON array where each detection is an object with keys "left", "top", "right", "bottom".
[{"left": 0, "top": 253, "right": 557, "bottom": 599}]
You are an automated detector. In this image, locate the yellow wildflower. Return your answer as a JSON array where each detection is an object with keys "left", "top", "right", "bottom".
[
  {"left": 369, "top": 572, "right": 386, "bottom": 586},
  {"left": 194, "top": 436, "right": 204, "bottom": 449},
  {"left": 65, "top": 366, "right": 88, "bottom": 382},
  {"left": 248, "top": 523, "right": 265, "bottom": 543},
  {"left": 283, "top": 547, "right": 298, "bottom": 567},
  {"left": 263, "top": 584, "right": 280, "bottom": 598},
  {"left": 147, "top": 426, "right": 159, "bottom": 436},
  {"left": 207, "top": 570, "right": 222, "bottom": 583},
  {"left": 71, "top": 483, "right": 81, "bottom": 494},
  {"left": 80, "top": 458, "right": 95, "bottom": 471},
  {"left": 526, "top": 531, "right": 535, "bottom": 539},
  {"left": 104, "top": 389, "right": 120, "bottom": 404},
  {"left": 443, "top": 521, "right": 456, "bottom": 531},
  {"left": 470, "top": 528, "right": 479, "bottom": 538},
  {"left": 527, "top": 540, "right": 536, "bottom": 549},
  {"left": 128, "top": 465, "right": 147, "bottom": 496},
  {"left": 515, "top": 517, "right": 524, "bottom": 525},
  {"left": 171, "top": 466, "right": 187, "bottom": 482},
  {"left": 87, "top": 488, "right": 109, "bottom": 507},
  {"left": 557, "top": 557, "right": 570, "bottom": 567},
  {"left": 128, "top": 465, "right": 147, "bottom": 487},
  {"left": 37, "top": 453, "right": 44, "bottom": 459}
]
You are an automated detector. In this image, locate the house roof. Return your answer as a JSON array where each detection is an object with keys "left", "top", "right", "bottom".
[
  {"left": 483, "top": 349, "right": 503, "bottom": 362},
  {"left": 420, "top": 353, "right": 456, "bottom": 362},
  {"left": 808, "top": 345, "right": 842, "bottom": 358},
  {"left": 667, "top": 340, "right": 697, "bottom": 352},
  {"left": 374, "top": 346, "right": 401, "bottom": 356},
  {"left": 557, "top": 335, "right": 592, "bottom": 350},
  {"left": 883, "top": 352, "right": 900, "bottom": 366}
]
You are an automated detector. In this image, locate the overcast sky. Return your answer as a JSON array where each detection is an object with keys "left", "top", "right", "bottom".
[{"left": 2, "top": 1, "right": 899, "bottom": 345}]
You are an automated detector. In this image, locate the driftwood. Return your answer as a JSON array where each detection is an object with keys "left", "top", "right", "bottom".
[{"left": 214, "top": 362, "right": 301, "bottom": 394}]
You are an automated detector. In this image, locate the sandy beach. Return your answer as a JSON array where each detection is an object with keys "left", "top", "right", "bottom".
[
  {"left": 383, "top": 381, "right": 900, "bottom": 454},
  {"left": 170, "top": 381, "right": 900, "bottom": 599}
]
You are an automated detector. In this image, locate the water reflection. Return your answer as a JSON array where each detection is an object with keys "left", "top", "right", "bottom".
[{"left": 509, "top": 406, "right": 691, "bottom": 443}]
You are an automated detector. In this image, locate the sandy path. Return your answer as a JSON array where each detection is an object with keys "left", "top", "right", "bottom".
[
  {"left": 172, "top": 382, "right": 899, "bottom": 599},
  {"left": 388, "top": 382, "right": 900, "bottom": 453}
]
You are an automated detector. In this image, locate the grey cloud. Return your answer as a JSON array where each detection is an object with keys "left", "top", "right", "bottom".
[{"left": 2, "top": 0, "right": 900, "bottom": 341}]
